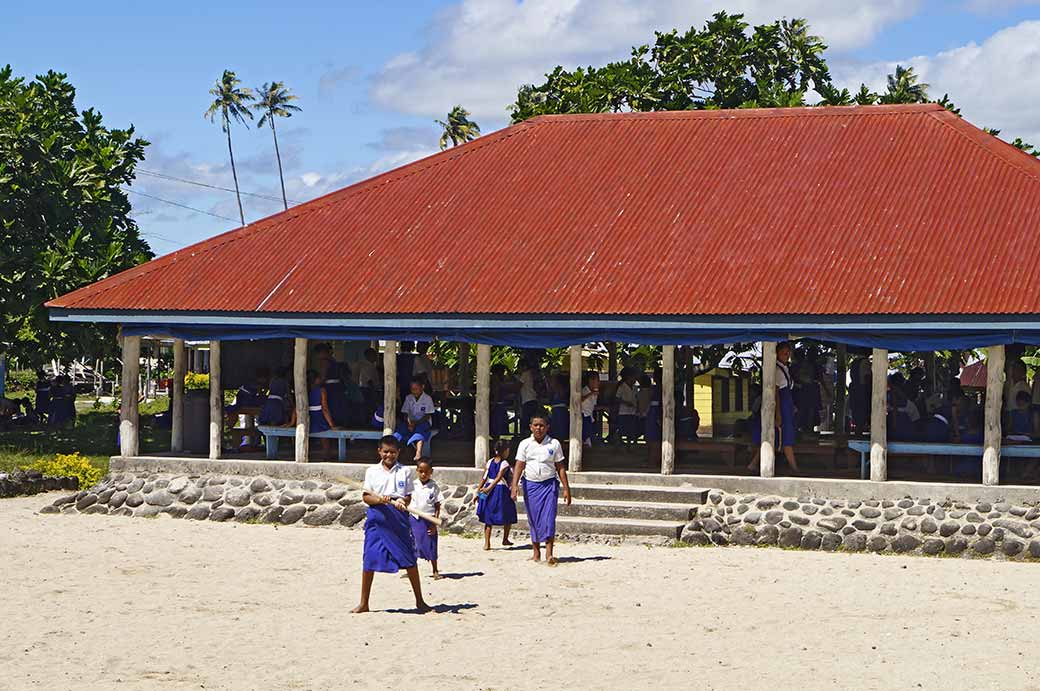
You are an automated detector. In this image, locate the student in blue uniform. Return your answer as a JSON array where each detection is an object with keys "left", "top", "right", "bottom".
[
  {"left": 1010, "top": 390, "right": 1033, "bottom": 437},
  {"left": 288, "top": 370, "right": 337, "bottom": 460},
  {"left": 351, "top": 435, "right": 430, "bottom": 614},
  {"left": 548, "top": 373, "right": 570, "bottom": 440},
  {"left": 258, "top": 369, "right": 289, "bottom": 426},
  {"left": 34, "top": 370, "right": 51, "bottom": 424},
  {"left": 774, "top": 343, "right": 801, "bottom": 473},
  {"left": 48, "top": 375, "right": 76, "bottom": 428},
  {"left": 410, "top": 460, "right": 442, "bottom": 579},
  {"left": 477, "top": 439, "right": 517, "bottom": 550},
  {"left": 396, "top": 378, "right": 435, "bottom": 459},
  {"left": 322, "top": 360, "right": 351, "bottom": 428},
  {"left": 644, "top": 368, "right": 663, "bottom": 462},
  {"left": 511, "top": 414, "right": 572, "bottom": 565}
]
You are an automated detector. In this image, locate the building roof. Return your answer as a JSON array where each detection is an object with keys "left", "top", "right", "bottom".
[{"left": 49, "top": 104, "right": 1040, "bottom": 319}]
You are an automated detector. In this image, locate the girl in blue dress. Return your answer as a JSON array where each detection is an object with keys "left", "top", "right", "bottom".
[
  {"left": 476, "top": 439, "right": 517, "bottom": 550},
  {"left": 289, "top": 370, "right": 336, "bottom": 460}
]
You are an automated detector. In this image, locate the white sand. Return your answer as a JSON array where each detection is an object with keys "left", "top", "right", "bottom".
[{"left": 2, "top": 493, "right": 1039, "bottom": 691}]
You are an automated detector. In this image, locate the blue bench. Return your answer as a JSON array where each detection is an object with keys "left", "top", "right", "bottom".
[
  {"left": 257, "top": 426, "right": 438, "bottom": 461},
  {"left": 848, "top": 440, "right": 1040, "bottom": 480}
]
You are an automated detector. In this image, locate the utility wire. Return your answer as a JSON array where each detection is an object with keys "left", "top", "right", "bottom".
[
  {"left": 123, "top": 188, "right": 241, "bottom": 225},
  {"left": 136, "top": 168, "right": 302, "bottom": 205}
]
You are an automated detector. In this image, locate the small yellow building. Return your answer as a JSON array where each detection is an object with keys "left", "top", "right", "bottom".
[{"left": 692, "top": 351, "right": 756, "bottom": 436}]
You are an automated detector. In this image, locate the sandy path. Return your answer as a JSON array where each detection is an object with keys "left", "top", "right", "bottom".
[{"left": 2, "top": 493, "right": 1039, "bottom": 691}]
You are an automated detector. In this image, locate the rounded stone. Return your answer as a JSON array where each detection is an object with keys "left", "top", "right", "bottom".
[
  {"left": 880, "top": 523, "right": 898, "bottom": 536},
  {"left": 167, "top": 477, "right": 190, "bottom": 494},
  {"left": 303, "top": 492, "right": 326, "bottom": 505},
  {"left": 249, "top": 477, "right": 272, "bottom": 494},
  {"left": 790, "top": 515, "right": 810, "bottom": 526},
  {"left": 764, "top": 510, "right": 784, "bottom": 525},
  {"left": 280, "top": 505, "right": 307, "bottom": 524},
  {"left": 186, "top": 506, "right": 210, "bottom": 520},
  {"left": 994, "top": 502, "right": 1011, "bottom": 513},
  {"left": 75, "top": 494, "right": 98, "bottom": 510},
  {"left": 142, "top": 483, "right": 154, "bottom": 494},
  {"left": 900, "top": 517, "right": 918, "bottom": 532},
  {"left": 235, "top": 507, "right": 260, "bottom": 523},
  {"left": 301, "top": 480, "right": 318, "bottom": 490},
  {"left": 1002, "top": 540, "right": 1024, "bottom": 557},
  {"left": 1011, "top": 506, "right": 1027, "bottom": 517},
  {"left": 708, "top": 492, "right": 722, "bottom": 505},
  {"left": 144, "top": 490, "right": 174, "bottom": 507},
  {"left": 841, "top": 509, "right": 855, "bottom": 517},
  {"left": 860, "top": 507, "right": 882, "bottom": 519},
  {"left": 136, "top": 505, "right": 162, "bottom": 518},
  {"left": 939, "top": 522, "right": 959, "bottom": 537},
  {"left": 39, "top": 505, "right": 60, "bottom": 514},
  {"left": 756, "top": 497, "right": 780, "bottom": 510},
  {"left": 883, "top": 508, "right": 904, "bottom": 521},
  {"left": 778, "top": 526, "right": 803, "bottom": 548},
  {"left": 709, "top": 532, "right": 729, "bottom": 546},
  {"left": 179, "top": 485, "right": 202, "bottom": 504},
  {"left": 303, "top": 506, "right": 341, "bottom": 526},
  {"left": 209, "top": 507, "right": 236, "bottom": 521},
  {"left": 207, "top": 475, "right": 227, "bottom": 486},
  {"left": 881, "top": 500, "right": 894, "bottom": 509},
  {"left": 260, "top": 506, "right": 284, "bottom": 523},
  {"left": 961, "top": 524, "right": 977, "bottom": 536},
  {"left": 339, "top": 503, "right": 367, "bottom": 527},
  {"left": 977, "top": 524, "right": 992, "bottom": 537},
  {"left": 993, "top": 518, "right": 1032, "bottom": 539},
  {"left": 127, "top": 478, "right": 144, "bottom": 493},
  {"left": 907, "top": 505, "right": 925, "bottom": 516},
  {"left": 972, "top": 538, "right": 996, "bottom": 555},
  {"left": 812, "top": 498, "right": 826, "bottom": 506},
  {"left": 966, "top": 512, "right": 983, "bottom": 523},
  {"left": 742, "top": 511, "right": 761, "bottom": 525},
  {"left": 723, "top": 496, "right": 736, "bottom": 506},
  {"left": 680, "top": 530, "right": 709, "bottom": 545},
  {"left": 154, "top": 479, "right": 169, "bottom": 489},
  {"left": 271, "top": 479, "right": 286, "bottom": 490},
  {"left": 161, "top": 506, "right": 188, "bottom": 519},
  {"left": 802, "top": 504, "right": 819, "bottom": 516},
  {"left": 946, "top": 537, "right": 969, "bottom": 554},
  {"left": 991, "top": 528, "right": 1005, "bottom": 542},
  {"left": 976, "top": 502, "right": 992, "bottom": 513},
  {"left": 97, "top": 488, "right": 115, "bottom": 504},
  {"left": 842, "top": 533, "right": 867, "bottom": 552},
  {"left": 280, "top": 489, "right": 304, "bottom": 505},
  {"left": 800, "top": 530, "right": 822, "bottom": 550},
  {"left": 912, "top": 516, "right": 934, "bottom": 533},
  {"left": 202, "top": 486, "right": 224, "bottom": 502},
  {"left": 112, "top": 507, "right": 134, "bottom": 517},
  {"left": 82, "top": 504, "right": 108, "bottom": 515},
  {"left": 897, "top": 498, "right": 914, "bottom": 509},
  {"left": 820, "top": 507, "right": 834, "bottom": 516},
  {"left": 736, "top": 504, "right": 749, "bottom": 515},
  {"left": 702, "top": 518, "right": 722, "bottom": 533},
  {"left": 867, "top": 536, "right": 888, "bottom": 553},
  {"left": 729, "top": 527, "right": 756, "bottom": 546},
  {"left": 821, "top": 533, "right": 842, "bottom": 551},
  {"left": 933, "top": 508, "right": 946, "bottom": 521},
  {"left": 922, "top": 538, "right": 945, "bottom": 556},
  {"left": 228, "top": 478, "right": 243, "bottom": 487},
  {"left": 818, "top": 517, "right": 847, "bottom": 532},
  {"left": 848, "top": 501, "right": 862, "bottom": 509},
  {"left": 1028, "top": 540, "right": 1040, "bottom": 558},
  {"left": 891, "top": 534, "right": 921, "bottom": 553},
  {"left": 779, "top": 520, "right": 791, "bottom": 529},
  {"left": 325, "top": 487, "right": 347, "bottom": 502},
  {"left": 225, "top": 488, "right": 251, "bottom": 507},
  {"left": 852, "top": 519, "right": 876, "bottom": 531},
  {"left": 782, "top": 501, "right": 799, "bottom": 511},
  {"left": 254, "top": 492, "right": 276, "bottom": 507},
  {"left": 108, "top": 491, "right": 128, "bottom": 509},
  {"left": 1024, "top": 508, "right": 1040, "bottom": 521}
]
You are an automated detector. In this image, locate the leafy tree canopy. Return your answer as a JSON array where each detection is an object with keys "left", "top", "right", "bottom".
[{"left": 0, "top": 66, "right": 151, "bottom": 366}]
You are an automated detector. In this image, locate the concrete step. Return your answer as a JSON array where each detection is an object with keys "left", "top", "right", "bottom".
[
  {"left": 517, "top": 497, "right": 694, "bottom": 522},
  {"left": 567, "top": 483, "right": 709, "bottom": 505},
  {"left": 516, "top": 514, "right": 685, "bottom": 539}
]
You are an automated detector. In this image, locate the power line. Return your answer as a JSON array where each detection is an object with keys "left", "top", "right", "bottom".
[
  {"left": 136, "top": 168, "right": 302, "bottom": 205},
  {"left": 124, "top": 188, "right": 241, "bottom": 225}
]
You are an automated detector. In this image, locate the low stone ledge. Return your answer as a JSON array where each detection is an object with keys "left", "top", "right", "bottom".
[{"left": 1, "top": 470, "right": 78, "bottom": 499}]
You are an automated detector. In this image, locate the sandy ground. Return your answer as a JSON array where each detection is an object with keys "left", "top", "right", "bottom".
[{"left": 3, "top": 494, "right": 1040, "bottom": 691}]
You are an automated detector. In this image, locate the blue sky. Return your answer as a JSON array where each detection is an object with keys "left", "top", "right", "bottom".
[{"left": 5, "top": 0, "right": 1039, "bottom": 255}]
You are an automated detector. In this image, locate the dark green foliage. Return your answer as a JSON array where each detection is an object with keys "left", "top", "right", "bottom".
[{"left": 0, "top": 66, "right": 151, "bottom": 365}]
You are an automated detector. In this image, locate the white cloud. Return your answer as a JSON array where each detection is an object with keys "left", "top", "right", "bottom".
[
  {"left": 370, "top": 0, "right": 922, "bottom": 120},
  {"left": 962, "top": 0, "right": 1040, "bottom": 11},
  {"left": 835, "top": 20, "right": 1040, "bottom": 144}
]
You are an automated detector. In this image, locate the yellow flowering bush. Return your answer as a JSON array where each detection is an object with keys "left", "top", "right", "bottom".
[
  {"left": 184, "top": 372, "right": 210, "bottom": 391},
  {"left": 31, "top": 452, "right": 103, "bottom": 490}
]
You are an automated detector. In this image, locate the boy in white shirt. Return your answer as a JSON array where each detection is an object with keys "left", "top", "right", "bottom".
[
  {"left": 410, "top": 460, "right": 442, "bottom": 579},
  {"left": 510, "top": 414, "right": 572, "bottom": 565},
  {"left": 615, "top": 369, "right": 639, "bottom": 446},
  {"left": 395, "top": 378, "right": 436, "bottom": 459},
  {"left": 580, "top": 372, "right": 600, "bottom": 448},
  {"left": 351, "top": 435, "right": 430, "bottom": 614}
]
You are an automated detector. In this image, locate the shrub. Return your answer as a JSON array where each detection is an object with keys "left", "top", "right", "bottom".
[
  {"left": 31, "top": 452, "right": 103, "bottom": 490},
  {"left": 184, "top": 372, "right": 209, "bottom": 391},
  {"left": 6, "top": 369, "right": 38, "bottom": 393}
]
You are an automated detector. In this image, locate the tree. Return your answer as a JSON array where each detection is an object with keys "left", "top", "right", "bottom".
[
  {"left": 0, "top": 66, "right": 151, "bottom": 365},
  {"left": 254, "top": 81, "right": 301, "bottom": 211},
  {"left": 204, "top": 70, "right": 254, "bottom": 225},
  {"left": 435, "top": 106, "right": 481, "bottom": 150}
]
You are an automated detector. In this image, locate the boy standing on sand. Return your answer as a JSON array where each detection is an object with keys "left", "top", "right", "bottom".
[
  {"left": 511, "top": 414, "right": 572, "bottom": 565},
  {"left": 351, "top": 435, "right": 430, "bottom": 614}
]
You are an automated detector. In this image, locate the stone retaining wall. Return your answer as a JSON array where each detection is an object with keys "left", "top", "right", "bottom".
[
  {"left": 41, "top": 472, "right": 480, "bottom": 530},
  {"left": 681, "top": 490, "right": 1040, "bottom": 559},
  {"left": 1, "top": 470, "right": 78, "bottom": 498}
]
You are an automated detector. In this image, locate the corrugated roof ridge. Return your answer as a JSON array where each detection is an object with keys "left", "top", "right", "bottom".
[
  {"left": 50, "top": 117, "right": 548, "bottom": 309},
  {"left": 526, "top": 103, "right": 943, "bottom": 123},
  {"left": 925, "top": 108, "right": 1040, "bottom": 183}
]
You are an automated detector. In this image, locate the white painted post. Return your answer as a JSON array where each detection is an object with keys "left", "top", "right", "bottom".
[
  {"left": 661, "top": 345, "right": 676, "bottom": 475},
  {"left": 208, "top": 340, "right": 222, "bottom": 460},
  {"left": 382, "top": 341, "right": 398, "bottom": 436},
  {"left": 119, "top": 334, "right": 140, "bottom": 458},
  {"left": 759, "top": 342, "right": 777, "bottom": 478},
  {"left": 171, "top": 338, "right": 186, "bottom": 453},
  {"left": 294, "top": 338, "right": 309, "bottom": 463},
  {"left": 870, "top": 348, "right": 889, "bottom": 482},
  {"left": 568, "top": 344, "right": 583, "bottom": 473},
  {"left": 983, "top": 345, "right": 1005, "bottom": 486},
  {"left": 474, "top": 344, "right": 491, "bottom": 468}
]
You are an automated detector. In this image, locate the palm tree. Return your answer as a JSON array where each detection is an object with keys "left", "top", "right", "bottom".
[
  {"left": 880, "top": 65, "right": 929, "bottom": 104},
  {"left": 254, "top": 82, "right": 301, "bottom": 211},
  {"left": 204, "top": 70, "right": 254, "bottom": 226},
  {"left": 435, "top": 106, "right": 481, "bottom": 150}
]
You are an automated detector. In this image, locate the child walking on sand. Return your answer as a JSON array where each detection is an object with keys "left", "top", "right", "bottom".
[
  {"left": 476, "top": 439, "right": 518, "bottom": 550},
  {"left": 351, "top": 435, "right": 430, "bottom": 614},
  {"left": 411, "top": 460, "right": 442, "bottom": 579},
  {"left": 511, "top": 414, "right": 572, "bottom": 565}
]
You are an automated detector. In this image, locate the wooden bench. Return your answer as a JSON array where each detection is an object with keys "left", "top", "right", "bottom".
[
  {"left": 675, "top": 438, "right": 744, "bottom": 467},
  {"left": 257, "top": 426, "right": 438, "bottom": 461},
  {"left": 847, "top": 440, "right": 1040, "bottom": 480}
]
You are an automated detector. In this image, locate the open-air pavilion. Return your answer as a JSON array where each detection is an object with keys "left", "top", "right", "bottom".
[{"left": 48, "top": 103, "right": 1040, "bottom": 491}]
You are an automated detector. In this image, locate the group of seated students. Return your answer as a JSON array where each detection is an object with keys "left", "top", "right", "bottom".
[{"left": 0, "top": 371, "right": 77, "bottom": 429}]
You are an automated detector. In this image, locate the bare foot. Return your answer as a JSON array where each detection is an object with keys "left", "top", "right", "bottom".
[
  {"left": 350, "top": 604, "right": 369, "bottom": 614},
  {"left": 546, "top": 557, "right": 559, "bottom": 567},
  {"left": 483, "top": 544, "right": 491, "bottom": 551},
  {"left": 415, "top": 601, "right": 432, "bottom": 614},
  {"left": 529, "top": 555, "right": 542, "bottom": 562},
  {"left": 432, "top": 573, "right": 444, "bottom": 580},
  {"left": 502, "top": 540, "right": 514, "bottom": 546}
]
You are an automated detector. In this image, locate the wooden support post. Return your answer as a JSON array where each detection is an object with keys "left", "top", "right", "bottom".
[
  {"left": 661, "top": 345, "right": 676, "bottom": 475},
  {"left": 759, "top": 342, "right": 777, "bottom": 478},
  {"left": 474, "top": 343, "right": 491, "bottom": 468},
  {"left": 834, "top": 344, "right": 848, "bottom": 436},
  {"left": 383, "top": 341, "right": 398, "bottom": 436},
  {"left": 294, "top": 338, "right": 309, "bottom": 463},
  {"left": 568, "top": 344, "right": 583, "bottom": 473},
  {"left": 171, "top": 339, "right": 186, "bottom": 453},
  {"left": 458, "top": 342, "right": 472, "bottom": 396},
  {"left": 119, "top": 334, "right": 140, "bottom": 458},
  {"left": 870, "top": 348, "right": 888, "bottom": 482},
  {"left": 983, "top": 345, "right": 1005, "bottom": 486},
  {"left": 208, "top": 340, "right": 222, "bottom": 460}
]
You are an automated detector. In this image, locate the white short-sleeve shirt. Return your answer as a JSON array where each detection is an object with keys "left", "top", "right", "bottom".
[
  {"left": 580, "top": 386, "right": 598, "bottom": 417},
  {"left": 520, "top": 369, "right": 538, "bottom": 404},
  {"left": 363, "top": 462, "right": 414, "bottom": 499},
  {"left": 616, "top": 382, "right": 638, "bottom": 415},
  {"left": 411, "top": 478, "right": 441, "bottom": 515},
  {"left": 776, "top": 362, "right": 793, "bottom": 390},
  {"left": 401, "top": 392, "right": 435, "bottom": 422},
  {"left": 516, "top": 435, "right": 565, "bottom": 482},
  {"left": 355, "top": 359, "right": 378, "bottom": 388}
]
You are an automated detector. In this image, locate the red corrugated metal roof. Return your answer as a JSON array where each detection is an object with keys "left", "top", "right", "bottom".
[
  {"left": 960, "top": 361, "right": 987, "bottom": 389},
  {"left": 49, "top": 104, "right": 1040, "bottom": 317}
]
